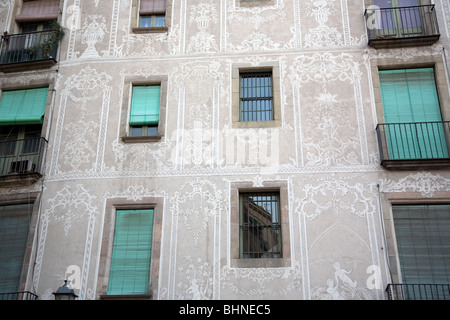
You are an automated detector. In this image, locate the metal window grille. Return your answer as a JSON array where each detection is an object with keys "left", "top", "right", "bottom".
[
  {"left": 239, "top": 192, "right": 281, "bottom": 259},
  {"left": 240, "top": 72, "right": 273, "bottom": 122},
  {"left": 0, "top": 291, "right": 38, "bottom": 300}
]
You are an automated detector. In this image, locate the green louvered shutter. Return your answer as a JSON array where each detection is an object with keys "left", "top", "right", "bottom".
[
  {"left": 379, "top": 68, "right": 448, "bottom": 159},
  {"left": 0, "top": 88, "right": 48, "bottom": 125},
  {"left": 393, "top": 204, "right": 450, "bottom": 299},
  {"left": 129, "top": 86, "right": 160, "bottom": 126},
  {"left": 0, "top": 204, "right": 32, "bottom": 293},
  {"left": 107, "top": 209, "right": 154, "bottom": 295}
]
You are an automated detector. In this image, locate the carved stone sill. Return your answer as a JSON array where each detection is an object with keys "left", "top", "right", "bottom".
[
  {"left": 0, "top": 58, "right": 56, "bottom": 73},
  {"left": 99, "top": 293, "right": 153, "bottom": 300},
  {"left": 131, "top": 27, "right": 168, "bottom": 34},
  {"left": 231, "top": 258, "right": 290, "bottom": 268},
  {"left": 121, "top": 135, "right": 162, "bottom": 143},
  {"left": 381, "top": 158, "right": 450, "bottom": 171}
]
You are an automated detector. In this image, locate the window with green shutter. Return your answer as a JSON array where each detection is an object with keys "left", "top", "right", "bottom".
[
  {"left": 379, "top": 68, "right": 448, "bottom": 159},
  {"left": 107, "top": 209, "right": 154, "bottom": 295},
  {"left": 0, "top": 204, "right": 32, "bottom": 293},
  {"left": 129, "top": 85, "right": 160, "bottom": 137},
  {"left": 0, "top": 88, "right": 48, "bottom": 126},
  {"left": 392, "top": 204, "right": 450, "bottom": 299}
]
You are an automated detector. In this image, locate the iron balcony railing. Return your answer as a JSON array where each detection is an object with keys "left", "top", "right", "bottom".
[
  {"left": 365, "top": 5, "right": 440, "bottom": 46},
  {"left": 376, "top": 121, "right": 450, "bottom": 162},
  {"left": 387, "top": 284, "right": 450, "bottom": 300},
  {"left": 0, "top": 291, "right": 38, "bottom": 300},
  {"left": 0, "top": 30, "right": 59, "bottom": 65},
  {"left": 0, "top": 137, "right": 47, "bottom": 177}
]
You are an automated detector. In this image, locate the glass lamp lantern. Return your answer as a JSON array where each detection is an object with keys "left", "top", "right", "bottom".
[{"left": 52, "top": 280, "right": 78, "bottom": 300}]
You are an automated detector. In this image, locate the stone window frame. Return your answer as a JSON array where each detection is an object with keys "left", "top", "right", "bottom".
[
  {"left": 232, "top": 62, "right": 282, "bottom": 129},
  {"left": 379, "top": 191, "right": 450, "bottom": 287},
  {"left": 130, "top": 0, "right": 173, "bottom": 34},
  {"left": 120, "top": 75, "right": 168, "bottom": 143},
  {"left": 97, "top": 197, "right": 164, "bottom": 300},
  {"left": 229, "top": 180, "right": 291, "bottom": 268},
  {"left": 0, "top": 192, "right": 41, "bottom": 293}
]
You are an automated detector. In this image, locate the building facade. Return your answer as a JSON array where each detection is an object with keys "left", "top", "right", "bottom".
[{"left": 0, "top": 0, "right": 449, "bottom": 300}]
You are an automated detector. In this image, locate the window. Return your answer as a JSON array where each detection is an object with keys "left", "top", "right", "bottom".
[
  {"left": 373, "top": 0, "right": 421, "bottom": 33},
  {"left": 232, "top": 63, "right": 281, "bottom": 129},
  {"left": 132, "top": 0, "right": 170, "bottom": 33},
  {"left": 15, "top": 0, "right": 60, "bottom": 45},
  {"left": 240, "top": 72, "right": 273, "bottom": 122},
  {"left": 15, "top": 0, "right": 60, "bottom": 25},
  {"left": 0, "top": 87, "right": 47, "bottom": 176},
  {"left": 139, "top": 0, "right": 166, "bottom": 27},
  {"left": 0, "top": 125, "right": 42, "bottom": 155},
  {"left": 392, "top": 204, "right": 450, "bottom": 299},
  {"left": 0, "top": 0, "right": 62, "bottom": 71},
  {"left": 366, "top": 0, "right": 440, "bottom": 49},
  {"left": 374, "top": 0, "right": 419, "bottom": 6},
  {"left": 120, "top": 76, "right": 167, "bottom": 143},
  {"left": 20, "top": 21, "right": 55, "bottom": 33},
  {"left": 0, "top": 87, "right": 48, "bottom": 126},
  {"left": 107, "top": 209, "right": 154, "bottom": 296},
  {"left": 98, "top": 197, "right": 163, "bottom": 300},
  {"left": 140, "top": 15, "right": 165, "bottom": 28},
  {"left": 378, "top": 68, "right": 448, "bottom": 160},
  {"left": 129, "top": 85, "right": 160, "bottom": 137},
  {"left": 239, "top": 192, "right": 281, "bottom": 259},
  {"left": 230, "top": 181, "right": 290, "bottom": 268},
  {"left": 0, "top": 203, "right": 33, "bottom": 293}
]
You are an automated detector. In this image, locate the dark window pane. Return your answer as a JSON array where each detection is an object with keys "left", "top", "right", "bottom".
[{"left": 240, "top": 192, "right": 281, "bottom": 259}]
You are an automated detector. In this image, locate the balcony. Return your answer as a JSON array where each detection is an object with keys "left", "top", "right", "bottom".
[
  {"left": 386, "top": 284, "right": 450, "bottom": 300},
  {"left": 0, "top": 30, "right": 60, "bottom": 73},
  {"left": 376, "top": 121, "right": 450, "bottom": 170},
  {"left": 365, "top": 5, "right": 440, "bottom": 49},
  {"left": 0, "top": 137, "right": 47, "bottom": 186},
  {"left": 0, "top": 291, "right": 38, "bottom": 300}
]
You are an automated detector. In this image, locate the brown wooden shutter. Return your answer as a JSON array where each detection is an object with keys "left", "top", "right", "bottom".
[
  {"left": 140, "top": 0, "right": 166, "bottom": 15},
  {"left": 16, "top": 0, "right": 60, "bottom": 22}
]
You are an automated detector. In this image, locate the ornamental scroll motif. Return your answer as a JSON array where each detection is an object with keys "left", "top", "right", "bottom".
[{"left": 380, "top": 172, "right": 450, "bottom": 198}]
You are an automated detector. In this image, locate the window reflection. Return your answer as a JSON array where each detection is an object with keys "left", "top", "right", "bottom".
[{"left": 240, "top": 192, "right": 281, "bottom": 259}]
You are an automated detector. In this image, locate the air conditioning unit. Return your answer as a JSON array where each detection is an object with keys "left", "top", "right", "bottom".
[{"left": 9, "top": 160, "right": 36, "bottom": 174}]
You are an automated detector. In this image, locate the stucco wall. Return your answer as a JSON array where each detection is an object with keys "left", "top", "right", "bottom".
[{"left": 1, "top": 0, "right": 450, "bottom": 300}]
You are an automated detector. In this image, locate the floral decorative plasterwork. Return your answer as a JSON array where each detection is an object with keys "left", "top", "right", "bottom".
[
  {"left": 297, "top": 177, "right": 376, "bottom": 220},
  {"left": 380, "top": 172, "right": 450, "bottom": 198}
]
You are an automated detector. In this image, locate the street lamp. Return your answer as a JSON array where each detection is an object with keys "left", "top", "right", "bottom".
[{"left": 52, "top": 280, "right": 78, "bottom": 300}]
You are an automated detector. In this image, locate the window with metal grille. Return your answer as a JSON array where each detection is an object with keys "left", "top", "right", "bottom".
[
  {"left": 240, "top": 72, "right": 273, "bottom": 122},
  {"left": 239, "top": 192, "right": 281, "bottom": 259}
]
